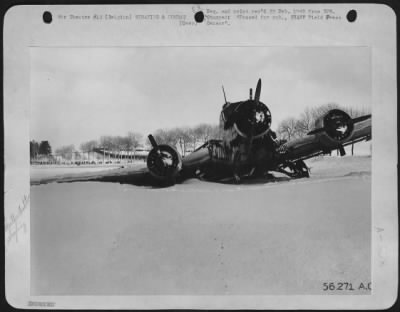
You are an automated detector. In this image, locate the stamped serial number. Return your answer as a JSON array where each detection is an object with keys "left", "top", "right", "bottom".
[{"left": 322, "top": 282, "right": 371, "bottom": 291}]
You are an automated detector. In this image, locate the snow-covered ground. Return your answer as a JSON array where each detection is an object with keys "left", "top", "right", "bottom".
[{"left": 30, "top": 155, "right": 371, "bottom": 295}]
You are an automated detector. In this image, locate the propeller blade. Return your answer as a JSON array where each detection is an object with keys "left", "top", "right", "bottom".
[
  {"left": 352, "top": 114, "right": 371, "bottom": 123},
  {"left": 148, "top": 134, "right": 158, "bottom": 148},
  {"left": 254, "top": 79, "right": 262, "bottom": 104},
  {"left": 222, "top": 85, "right": 227, "bottom": 104},
  {"left": 339, "top": 145, "right": 346, "bottom": 156}
]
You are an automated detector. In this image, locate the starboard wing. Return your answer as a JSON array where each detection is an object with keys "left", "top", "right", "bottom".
[{"left": 277, "top": 111, "right": 371, "bottom": 162}]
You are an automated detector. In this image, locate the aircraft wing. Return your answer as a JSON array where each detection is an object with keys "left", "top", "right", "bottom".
[
  {"left": 277, "top": 110, "right": 371, "bottom": 162},
  {"left": 30, "top": 165, "right": 155, "bottom": 186}
]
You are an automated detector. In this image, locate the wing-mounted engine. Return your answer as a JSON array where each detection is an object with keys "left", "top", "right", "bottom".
[
  {"left": 308, "top": 109, "right": 370, "bottom": 156},
  {"left": 146, "top": 135, "right": 182, "bottom": 185},
  {"left": 279, "top": 108, "right": 371, "bottom": 161},
  {"left": 310, "top": 109, "right": 354, "bottom": 145}
]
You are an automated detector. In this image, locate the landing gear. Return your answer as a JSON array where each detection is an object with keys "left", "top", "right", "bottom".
[
  {"left": 232, "top": 151, "right": 244, "bottom": 184},
  {"left": 231, "top": 151, "right": 266, "bottom": 183},
  {"left": 277, "top": 160, "right": 310, "bottom": 178}
]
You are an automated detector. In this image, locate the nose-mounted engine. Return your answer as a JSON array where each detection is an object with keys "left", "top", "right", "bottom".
[{"left": 220, "top": 79, "right": 272, "bottom": 139}]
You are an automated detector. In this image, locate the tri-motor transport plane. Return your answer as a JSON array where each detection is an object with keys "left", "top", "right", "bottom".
[{"left": 31, "top": 79, "right": 371, "bottom": 187}]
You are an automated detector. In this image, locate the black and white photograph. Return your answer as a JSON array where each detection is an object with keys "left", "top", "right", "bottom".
[
  {"left": 3, "top": 4, "right": 397, "bottom": 309},
  {"left": 29, "top": 46, "right": 372, "bottom": 295}
]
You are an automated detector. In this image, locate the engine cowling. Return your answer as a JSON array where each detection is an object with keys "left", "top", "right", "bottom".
[
  {"left": 146, "top": 135, "right": 182, "bottom": 183},
  {"left": 220, "top": 100, "right": 272, "bottom": 139},
  {"left": 234, "top": 100, "right": 272, "bottom": 139},
  {"left": 309, "top": 109, "right": 354, "bottom": 149},
  {"left": 313, "top": 109, "right": 354, "bottom": 145}
]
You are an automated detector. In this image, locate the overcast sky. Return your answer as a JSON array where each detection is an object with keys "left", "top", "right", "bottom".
[{"left": 31, "top": 47, "right": 370, "bottom": 149}]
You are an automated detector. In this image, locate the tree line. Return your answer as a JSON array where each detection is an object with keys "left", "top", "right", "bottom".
[
  {"left": 30, "top": 140, "right": 52, "bottom": 159},
  {"left": 52, "top": 131, "right": 144, "bottom": 160},
  {"left": 152, "top": 123, "right": 223, "bottom": 156},
  {"left": 50, "top": 124, "right": 223, "bottom": 160}
]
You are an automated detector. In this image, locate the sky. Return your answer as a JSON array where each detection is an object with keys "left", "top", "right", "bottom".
[{"left": 30, "top": 47, "right": 371, "bottom": 150}]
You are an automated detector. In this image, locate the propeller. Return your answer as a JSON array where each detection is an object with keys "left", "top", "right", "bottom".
[
  {"left": 148, "top": 134, "right": 158, "bottom": 149},
  {"left": 222, "top": 85, "right": 228, "bottom": 105},
  {"left": 244, "top": 79, "right": 263, "bottom": 170},
  {"left": 248, "top": 79, "right": 262, "bottom": 145},
  {"left": 146, "top": 134, "right": 182, "bottom": 184},
  {"left": 352, "top": 114, "right": 371, "bottom": 123},
  {"left": 254, "top": 78, "right": 262, "bottom": 104},
  {"left": 232, "top": 79, "right": 263, "bottom": 182}
]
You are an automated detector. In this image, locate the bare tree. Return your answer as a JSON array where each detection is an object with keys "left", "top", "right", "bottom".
[
  {"left": 127, "top": 131, "right": 143, "bottom": 160},
  {"left": 99, "top": 136, "right": 120, "bottom": 161},
  {"left": 345, "top": 105, "right": 371, "bottom": 118},
  {"left": 193, "top": 123, "right": 213, "bottom": 143},
  {"left": 312, "top": 102, "right": 341, "bottom": 120},
  {"left": 296, "top": 107, "right": 315, "bottom": 136},
  {"left": 175, "top": 127, "right": 191, "bottom": 156},
  {"left": 80, "top": 140, "right": 98, "bottom": 161},
  {"left": 112, "top": 136, "right": 128, "bottom": 160},
  {"left": 152, "top": 127, "right": 196, "bottom": 156},
  {"left": 187, "top": 127, "right": 198, "bottom": 152},
  {"left": 99, "top": 136, "right": 114, "bottom": 150},
  {"left": 153, "top": 128, "right": 178, "bottom": 146},
  {"left": 55, "top": 144, "right": 75, "bottom": 161},
  {"left": 209, "top": 124, "right": 224, "bottom": 140},
  {"left": 80, "top": 140, "right": 98, "bottom": 152},
  {"left": 277, "top": 117, "right": 299, "bottom": 140}
]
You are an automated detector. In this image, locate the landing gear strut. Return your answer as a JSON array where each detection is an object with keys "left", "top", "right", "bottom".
[
  {"left": 277, "top": 160, "right": 310, "bottom": 178},
  {"left": 232, "top": 151, "right": 245, "bottom": 184}
]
